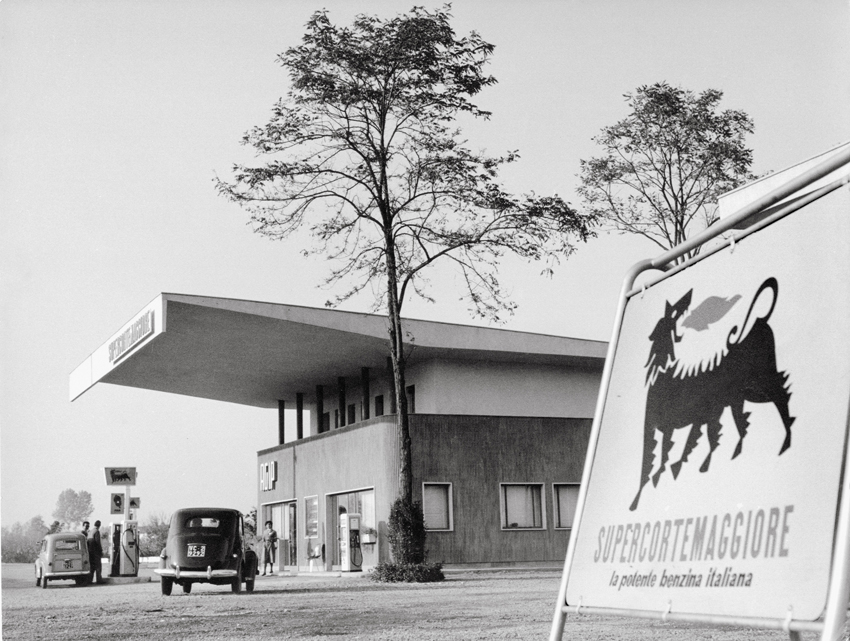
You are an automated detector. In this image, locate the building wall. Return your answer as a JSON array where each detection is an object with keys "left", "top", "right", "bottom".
[
  {"left": 411, "top": 414, "right": 592, "bottom": 566},
  {"left": 258, "top": 417, "right": 399, "bottom": 571},
  {"left": 259, "top": 412, "right": 593, "bottom": 569},
  {"left": 409, "top": 359, "right": 601, "bottom": 418},
  {"left": 299, "top": 357, "right": 602, "bottom": 439}
]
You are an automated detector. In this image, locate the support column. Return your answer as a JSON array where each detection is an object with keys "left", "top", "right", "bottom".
[
  {"left": 387, "top": 357, "right": 397, "bottom": 414},
  {"left": 338, "top": 377, "right": 346, "bottom": 427},
  {"left": 277, "top": 400, "right": 285, "bottom": 445},
  {"left": 296, "top": 393, "right": 304, "bottom": 440},
  {"left": 361, "top": 367, "right": 371, "bottom": 420},
  {"left": 316, "top": 385, "right": 325, "bottom": 433}
]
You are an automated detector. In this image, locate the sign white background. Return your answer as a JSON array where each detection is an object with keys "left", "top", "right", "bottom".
[{"left": 566, "top": 194, "right": 850, "bottom": 620}]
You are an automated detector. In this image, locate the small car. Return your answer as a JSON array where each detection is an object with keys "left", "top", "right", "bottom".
[
  {"left": 34, "top": 532, "right": 91, "bottom": 589},
  {"left": 154, "top": 508, "right": 258, "bottom": 595}
]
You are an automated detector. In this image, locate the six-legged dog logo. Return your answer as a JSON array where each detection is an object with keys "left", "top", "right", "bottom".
[{"left": 630, "top": 277, "right": 795, "bottom": 511}]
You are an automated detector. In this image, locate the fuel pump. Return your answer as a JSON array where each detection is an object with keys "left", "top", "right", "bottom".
[
  {"left": 109, "top": 521, "right": 139, "bottom": 577},
  {"left": 339, "top": 513, "right": 362, "bottom": 572}
]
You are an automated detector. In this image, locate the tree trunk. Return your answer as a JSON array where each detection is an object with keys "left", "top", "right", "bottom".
[{"left": 384, "top": 240, "right": 413, "bottom": 504}]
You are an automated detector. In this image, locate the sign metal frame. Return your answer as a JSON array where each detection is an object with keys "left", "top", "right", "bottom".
[{"left": 550, "top": 147, "right": 850, "bottom": 641}]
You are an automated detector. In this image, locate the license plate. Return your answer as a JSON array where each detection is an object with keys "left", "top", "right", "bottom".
[
  {"left": 187, "top": 544, "right": 206, "bottom": 557},
  {"left": 63, "top": 559, "right": 74, "bottom": 570}
]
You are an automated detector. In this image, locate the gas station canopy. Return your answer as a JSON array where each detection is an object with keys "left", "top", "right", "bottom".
[{"left": 70, "top": 294, "right": 607, "bottom": 409}]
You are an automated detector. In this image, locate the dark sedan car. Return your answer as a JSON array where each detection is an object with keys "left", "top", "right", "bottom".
[{"left": 154, "top": 508, "right": 258, "bottom": 595}]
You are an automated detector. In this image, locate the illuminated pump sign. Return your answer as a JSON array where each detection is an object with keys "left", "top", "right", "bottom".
[
  {"left": 108, "top": 309, "right": 154, "bottom": 363},
  {"left": 563, "top": 194, "right": 850, "bottom": 623},
  {"left": 260, "top": 461, "right": 277, "bottom": 492}
]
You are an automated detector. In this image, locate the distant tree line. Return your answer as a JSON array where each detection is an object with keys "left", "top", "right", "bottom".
[{"left": 1, "top": 517, "right": 60, "bottom": 563}]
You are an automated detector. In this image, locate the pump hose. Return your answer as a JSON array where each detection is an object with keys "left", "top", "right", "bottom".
[
  {"left": 352, "top": 545, "right": 363, "bottom": 569},
  {"left": 121, "top": 529, "right": 138, "bottom": 573}
]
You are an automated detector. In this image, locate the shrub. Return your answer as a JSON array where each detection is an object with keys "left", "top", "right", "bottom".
[
  {"left": 370, "top": 562, "right": 444, "bottom": 583},
  {"left": 387, "top": 497, "right": 426, "bottom": 564}
]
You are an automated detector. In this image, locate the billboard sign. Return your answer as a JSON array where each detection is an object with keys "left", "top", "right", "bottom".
[{"left": 564, "top": 195, "right": 850, "bottom": 621}]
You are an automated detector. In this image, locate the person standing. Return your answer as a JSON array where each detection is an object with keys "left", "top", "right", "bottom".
[
  {"left": 89, "top": 520, "right": 104, "bottom": 584},
  {"left": 262, "top": 520, "right": 277, "bottom": 575}
]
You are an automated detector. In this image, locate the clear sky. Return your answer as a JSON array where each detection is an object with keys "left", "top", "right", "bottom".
[{"left": 1, "top": 0, "right": 847, "bottom": 528}]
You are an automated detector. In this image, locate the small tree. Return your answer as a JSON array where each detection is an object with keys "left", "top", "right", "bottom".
[
  {"left": 387, "top": 497, "right": 426, "bottom": 564},
  {"left": 217, "top": 7, "right": 595, "bottom": 565},
  {"left": 138, "top": 511, "right": 171, "bottom": 557},
  {"left": 578, "top": 82, "right": 755, "bottom": 263},
  {"left": 244, "top": 508, "right": 259, "bottom": 551},
  {"left": 52, "top": 489, "right": 94, "bottom": 530}
]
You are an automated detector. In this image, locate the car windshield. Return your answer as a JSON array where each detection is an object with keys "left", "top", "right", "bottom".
[{"left": 55, "top": 540, "right": 80, "bottom": 551}]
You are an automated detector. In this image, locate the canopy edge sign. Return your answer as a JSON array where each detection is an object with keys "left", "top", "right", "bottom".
[{"left": 553, "top": 182, "right": 849, "bottom": 634}]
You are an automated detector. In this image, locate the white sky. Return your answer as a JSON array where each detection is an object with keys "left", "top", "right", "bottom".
[{"left": 1, "top": 0, "right": 848, "bottom": 528}]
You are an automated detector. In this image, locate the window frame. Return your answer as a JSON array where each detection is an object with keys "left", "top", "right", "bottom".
[
  {"left": 552, "top": 483, "right": 580, "bottom": 530},
  {"left": 499, "top": 482, "right": 546, "bottom": 531},
  {"left": 422, "top": 482, "right": 453, "bottom": 532}
]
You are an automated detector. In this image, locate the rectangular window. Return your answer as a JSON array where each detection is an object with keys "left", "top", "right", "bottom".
[
  {"left": 553, "top": 484, "right": 580, "bottom": 529},
  {"left": 375, "top": 395, "right": 384, "bottom": 416},
  {"left": 321, "top": 412, "right": 330, "bottom": 433},
  {"left": 334, "top": 409, "right": 339, "bottom": 429},
  {"left": 305, "top": 496, "right": 318, "bottom": 538},
  {"left": 501, "top": 483, "right": 544, "bottom": 529},
  {"left": 347, "top": 403, "right": 356, "bottom": 425},
  {"left": 406, "top": 385, "right": 416, "bottom": 414},
  {"left": 422, "top": 483, "right": 453, "bottom": 531}
]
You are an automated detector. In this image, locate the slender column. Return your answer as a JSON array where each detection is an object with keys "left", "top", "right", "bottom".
[
  {"left": 296, "top": 393, "right": 304, "bottom": 440},
  {"left": 338, "top": 377, "right": 346, "bottom": 427},
  {"left": 387, "top": 357, "right": 397, "bottom": 414},
  {"left": 361, "top": 367, "right": 370, "bottom": 420},
  {"left": 315, "top": 385, "right": 324, "bottom": 433},
  {"left": 277, "top": 400, "right": 285, "bottom": 445}
]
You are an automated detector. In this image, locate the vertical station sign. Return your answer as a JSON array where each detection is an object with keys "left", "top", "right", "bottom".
[
  {"left": 104, "top": 467, "right": 137, "bottom": 520},
  {"left": 564, "top": 195, "right": 850, "bottom": 621}
]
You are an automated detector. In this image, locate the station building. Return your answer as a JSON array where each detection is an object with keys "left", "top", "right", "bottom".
[{"left": 71, "top": 297, "right": 607, "bottom": 571}]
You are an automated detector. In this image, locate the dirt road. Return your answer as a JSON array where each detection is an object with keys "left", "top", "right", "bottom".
[{"left": 2, "top": 564, "right": 845, "bottom": 640}]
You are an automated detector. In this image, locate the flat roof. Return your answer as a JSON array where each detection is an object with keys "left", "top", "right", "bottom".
[{"left": 70, "top": 294, "right": 607, "bottom": 409}]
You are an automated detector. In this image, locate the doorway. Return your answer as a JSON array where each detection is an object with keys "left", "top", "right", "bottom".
[
  {"left": 328, "top": 488, "right": 376, "bottom": 570},
  {"left": 264, "top": 501, "right": 297, "bottom": 569}
]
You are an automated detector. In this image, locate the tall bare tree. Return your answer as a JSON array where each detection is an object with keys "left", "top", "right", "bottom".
[{"left": 216, "top": 7, "right": 595, "bottom": 557}]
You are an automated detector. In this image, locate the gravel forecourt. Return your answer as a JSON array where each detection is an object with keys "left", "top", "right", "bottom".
[{"left": 3, "top": 564, "right": 847, "bottom": 640}]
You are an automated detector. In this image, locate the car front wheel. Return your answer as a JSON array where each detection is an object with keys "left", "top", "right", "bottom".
[
  {"left": 161, "top": 577, "right": 174, "bottom": 596},
  {"left": 182, "top": 582, "right": 192, "bottom": 594}
]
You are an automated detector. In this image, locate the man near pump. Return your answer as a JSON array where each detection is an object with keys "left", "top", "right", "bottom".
[
  {"left": 89, "top": 520, "right": 104, "bottom": 584},
  {"left": 262, "top": 521, "right": 277, "bottom": 575}
]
